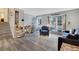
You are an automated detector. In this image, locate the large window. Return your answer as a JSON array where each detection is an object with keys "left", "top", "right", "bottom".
[{"left": 50, "top": 15, "right": 66, "bottom": 32}]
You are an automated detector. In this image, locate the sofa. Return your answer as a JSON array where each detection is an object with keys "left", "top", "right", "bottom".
[{"left": 58, "top": 27, "right": 79, "bottom": 51}]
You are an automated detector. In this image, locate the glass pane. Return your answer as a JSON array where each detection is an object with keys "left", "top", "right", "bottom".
[
  {"left": 50, "top": 16, "right": 56, "bottom": 32},
  {"left": 57, "top": 16, "right": 62, "bottom": 26},
  {"left": 57, "top": 16, "right": 62, "bottom": 32}
]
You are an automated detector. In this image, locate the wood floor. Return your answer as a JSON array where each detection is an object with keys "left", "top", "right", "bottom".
[
  {"left": 0, "top": 22, "right": 12, "bottom": 38},
  {"left": 0, "top": 33, "right": 57, "bottom": 51},
  {"left": 0, "top": 36, "right": 45, "bottom": 51}
]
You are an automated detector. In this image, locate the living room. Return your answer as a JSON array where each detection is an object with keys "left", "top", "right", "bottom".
[
  {"left": 1, "top": 0, "right": 79, "bottom": 59},
  {"left": 23, "top": 8, "right": 79, "bottom": 51},
  {"left": 0, "top": 8, "right": 79, "bottom": 51}
]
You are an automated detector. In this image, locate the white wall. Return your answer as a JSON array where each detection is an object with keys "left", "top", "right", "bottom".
[
  {"left": 24, "top": 14, "right": 34, "bottom": 26},
  {"left": 66, "top": 10, "right": 79, "bottom": 30},
  {"left": 4, "top": 8, "right": 8, "bottom": 22},
  {"left": 19, "top": 9, "right": 24, "bottom": 26},
  {"left": 40, "top": 15, "right": 49, "bottom": 26},
  {"left": 0, "top": 8, "right": 8, "bottom": 22},
  {"left": 9, "top": 8, "right": 16, "bottom": 38}
]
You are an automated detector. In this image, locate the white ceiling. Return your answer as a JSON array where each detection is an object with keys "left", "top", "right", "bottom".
[{"left": 21, "top": 8, "right": 75, "bottom": 16}]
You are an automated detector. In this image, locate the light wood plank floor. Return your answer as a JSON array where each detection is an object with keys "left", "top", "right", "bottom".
[
  {"left": 0, "top": 33, "right": 58, "bottom": 51},
  {"left": 0, "top": 37, "right": 45, "bottom": 51}
]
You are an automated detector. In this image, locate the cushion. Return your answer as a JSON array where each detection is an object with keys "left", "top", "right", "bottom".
[{"left": 60, "top": 43, "right": 79, "bottom": 51}]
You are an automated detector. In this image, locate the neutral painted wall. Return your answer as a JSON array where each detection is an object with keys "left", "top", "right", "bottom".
[
  {"left": 39, "top": 15, "right": 49, "bottom": 26},
  {"left": 0, "top": 8, "right": 8, "bottom": 22},
  {"left": 19, "top": 9, "right": 24, "bottom": 26},
  {"left": 4, "top": 8, "right": 8, "bottom": 22},
  {"left": 24, "top": 14, "right": 34, "bottom": 26},
  {"left": 66, "top": 10, "right": 79, "bottom": 30},
  {"left": 9, "top": 8, "right": 16, "bottom": 38}
]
